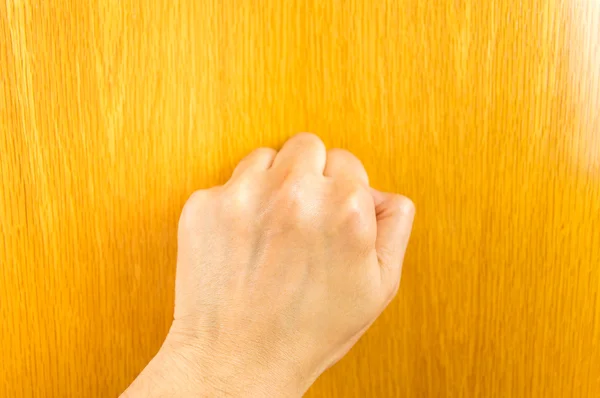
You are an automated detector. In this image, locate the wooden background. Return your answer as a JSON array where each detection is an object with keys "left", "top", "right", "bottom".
[{"left": 1, "top": 1, "right": 600, "bottom": 396}]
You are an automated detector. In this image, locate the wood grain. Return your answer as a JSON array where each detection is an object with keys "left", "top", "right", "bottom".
[{"left": 1, "top": 1, "right": 600, "bottom": 396}]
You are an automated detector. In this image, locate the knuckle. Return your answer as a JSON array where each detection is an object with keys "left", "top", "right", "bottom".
[
  {"left": 279, "top": 172, "right": 315, "bottom": 200},
  {"left": 327, "top": 148, "right": 355, "bottom": 162},
  {"left": 276, "top": 177, "right": 305, "bottom": 214},
  {"left": 273, "top": 174, "right": 319, "bottom": 225},
  {"left": 250, "top": 147, "right": 277, "bottom": 161},
  {"left": 221, "top": 182, "right": 254, "bottom": 216},
  {"left": 291, "top": 132, "right": 324, "bottom": 147},
  {"left": 391, "top": 195, "right": 416, "bottom": 217},
  {"left": 217, "top": 184, "right": 257, "bottom": 236},
  {"left": 179, "top": 189, "right": 217, "bottom": 228},
  {"left": 288, "top": 133, "right": 327, "bottom": 154},
  {"left": 341, "top": 186, "right": 375, "bottom": 245},
  {"left": 185, "top": 189, "right": 215, "bottom": 210},
  {"left": 278, "top": 174, "right": 302, "bottom": 202},
  {"left": 253, "top": 146, "right": 276, "bottom": 155},
  {"left": 345, "top": 186, "right": 370, "bottom": 213},
  {"left": 232, "top": 147, "right": 276, "bottom": 179}
]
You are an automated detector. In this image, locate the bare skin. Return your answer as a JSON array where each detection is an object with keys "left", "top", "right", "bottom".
[{"left": 121, "top": 133, "right": 415, "bottom": 397}]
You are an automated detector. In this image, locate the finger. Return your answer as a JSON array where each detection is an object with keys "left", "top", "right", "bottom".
[
  {"left": 231, "top": 147, "right": 277, "bottom": 179},
  {"left": 271, "top": 133, "right": 327, "bottom": 175},
  {"left": 371, "top": 188, "right": 415, "bottom": 291},
  {"left": 323, "top": 148, "right": 369, "bottom": 186}
]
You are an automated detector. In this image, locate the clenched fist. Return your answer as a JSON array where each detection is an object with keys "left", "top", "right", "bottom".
[{"left": 122, "top": 133, "right": 415, "bottom": 397}]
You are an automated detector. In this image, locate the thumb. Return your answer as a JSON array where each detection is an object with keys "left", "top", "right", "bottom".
[{"left": 370, "top": 188, "right": 416, "bottom": 293}]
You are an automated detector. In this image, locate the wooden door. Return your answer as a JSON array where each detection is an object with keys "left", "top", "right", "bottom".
[{"left": 2, "top": 1, "right": 599, "bottom": 396}]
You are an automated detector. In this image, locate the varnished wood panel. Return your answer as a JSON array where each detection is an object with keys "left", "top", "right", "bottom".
[{"left": 1, "top": 1, "right": 599, "bottom": 396}]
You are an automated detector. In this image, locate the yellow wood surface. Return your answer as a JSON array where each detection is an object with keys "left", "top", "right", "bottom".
[{"left": 2, "top": 1, "right": 600, "bottom": 396}]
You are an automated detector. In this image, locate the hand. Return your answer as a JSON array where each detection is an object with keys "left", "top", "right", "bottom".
[{"left": 122, "top": 133, "right": 415, "bottom": 397}]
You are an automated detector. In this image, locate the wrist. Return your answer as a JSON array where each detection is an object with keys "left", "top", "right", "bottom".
[
  {"left": 122, "top": 335, "right": 225, "bottom": 397},
  {"left": 158, "top": 325, "right": 312, "bottom": 397}
]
